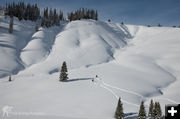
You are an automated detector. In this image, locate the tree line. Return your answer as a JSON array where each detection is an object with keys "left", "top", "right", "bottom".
[
  {"left": 4, "top": 2, "right": 99, "bottom": 31},
  {"left": 41, "top": 8, "right": 64, "bottom": 28},
  {"left": 5, "top": 2, "right": 98, "bottom": 22},
  {"left": 5, "top": 2, "right": 40, "bottom": 21},
  {"left": 115, "top": 98, "right": 162, "bottom": 119},
  {"left": 68, "top": 8, "right": 98, "bottom": 21}
]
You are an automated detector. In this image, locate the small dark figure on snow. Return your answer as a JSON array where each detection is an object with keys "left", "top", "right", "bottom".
[
  {"left": 9, "top": 76, "right": 12, "bottom": 82},
  {"left": 92, "top": 75, "right": 98, "bottom": 82}
]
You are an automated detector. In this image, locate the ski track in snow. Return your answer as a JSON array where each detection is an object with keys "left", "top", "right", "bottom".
[
  {"left": 102, "top": 80, "right": 144, "bottom": 99},
  {"left": 100, "top": 84, "right": 140, "bottom": 108},
  {"left": 93, "top": 77, "right": 179, "bottom": 109},
  {"left": 93, "top": 78, "right": 140, "bottom": 108}
]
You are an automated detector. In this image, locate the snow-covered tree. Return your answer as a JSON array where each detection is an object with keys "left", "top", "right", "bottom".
[
  {"left": 114, "top": 98, "right": 124, "bottom": 119},
  {"left": 60, "top": 61, "right": 68, "bottom": 82},
  {"left": 138, "top": 101, "right": 146, "bottom": 119}
]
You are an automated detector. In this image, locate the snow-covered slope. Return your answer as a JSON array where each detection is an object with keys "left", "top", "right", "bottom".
[
  {"left": 31, "top": 20, "right": 130, "bottom": 72},
  {"left": 20, "top": 26, "right": 62, "bottom": 66},
  {"left": 0, "top": 16, "right": 180, "bottom": 119},
  {"left": 0, "top": 16, "right": 35, "bottom": 77}
]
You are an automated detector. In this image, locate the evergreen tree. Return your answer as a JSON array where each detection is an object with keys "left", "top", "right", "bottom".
[
  {"left": 138, "top": 101, "right": 146, "bottom": 119},
  {"left": 9, "top": 75, "right": 12, "bottom": 82},
  {"left": 59, "top": 10, "right": 64, "bottom": 21},
  {"left": 158, "top": 24, "right": 161, "bottom": 27},
  {"left": 60, "top": 61, "right": 68, "bottom": 82},
  {"left": 157, "top": 102, "right": 162, "bottom": 119},
  {"left": 17, "top": 6, "right": 23, "bottom": 21},
  {"left": 41, "top": 8, "right": 62, "bottom": 27},
  {"left": 114, "top": 98, "right": 124, "bottom": 119},
  {"left": 9, "top": 16, "right": 13, "bottom": 33},
  {"left": 68, "top": 8, "right": 98, "bottom": 21},
  {"left": 5, "top": 2, "right": 40, "bottom": 21},
  {"left": 35, "top": 24, "right": 38, "bottom": 32},
  {"left": 49, "top": 8, "right": 53, "bottom": 26},
  {"left": 154, "top": 102, "right": 162, "bottom": 119},
  {"left": 95, "top": 10, "right": 98, "bottom": 20},
  {"left": 148, "top": 100, "right": 154, "bottom": 119}
]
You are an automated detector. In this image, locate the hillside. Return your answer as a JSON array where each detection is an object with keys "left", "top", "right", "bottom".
[{"left": 0, "top": 16, "right": 180, "bottom": 119}]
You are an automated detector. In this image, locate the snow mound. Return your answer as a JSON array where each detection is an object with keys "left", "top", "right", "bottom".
[
  {"left": 20, "top": 26, "right": 62, "bottom": 66},
  {"left": 32, "top": 20, "right": 130, "bottom": 73}
]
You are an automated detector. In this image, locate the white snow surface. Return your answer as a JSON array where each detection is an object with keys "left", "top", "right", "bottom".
[{"left": 0, "top": 16, "right": 180, "bottom": 119}]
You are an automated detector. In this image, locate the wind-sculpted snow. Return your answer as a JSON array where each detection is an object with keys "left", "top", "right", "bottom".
[
  {"left": 20, "top": 26, "right": 63, "bottom": 66},
  {"left": 0, "top": 16, "right": 35, "bottom": 77},
  {"left": 0, "top": 16, "right": 180, "bottom": 119},
  {"left": 39, "top": 20, "right": 129, "bottom": 71}
]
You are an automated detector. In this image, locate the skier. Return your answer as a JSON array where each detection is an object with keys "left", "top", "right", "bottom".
[{"left": 92, "top": 75, "right": 98, "bottom": 82}]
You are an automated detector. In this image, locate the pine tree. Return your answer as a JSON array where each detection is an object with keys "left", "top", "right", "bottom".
[
  {"left": 95, "top": 10, "right": 98, "bottom": 20},
  {"left": 5, "top": 2, "right": 40, "bottom": 21},
  {"left": 9, "top": 76, "right": 12, "bottom": 82},
  {"left": 60, "top": 61, "right": 68, "bottom": 82},
  {"left": 158, "top": 24, "right": 161, "bottom": 27},
  {"left": 148, "top": 99, "right": 154, "bottom": 119},
  {"left": 154, "top": 102, "right": 162, "bottom": 119},
  {"left": 49, "top": 8, "right": 53, "bottom": 26},
  {"left": 114, "top": 98, "right": 124, "bottom": 119},
  {"left": 67, "top": 8, "right": 98, "bottom": 21},
  {"left": 17, "top": 8, "right": 23, "bottom": 21},
  {"left": 59, "top": 10, "right": 64, "bottom": 20},
  {"left": 138, "top": 101, "right": 146, "bottom": 119},
  {"left": 9, "top": 16, "right": 13, "bottom": 33},
  {"left": 158, "top": 102, "right": 162, "bottom": 119},
  {"left": 157, "top": 102, "right": 162, "bottom": 119},
  {"left": 35, "top": 24, "right": 38, "bottom": 32}
]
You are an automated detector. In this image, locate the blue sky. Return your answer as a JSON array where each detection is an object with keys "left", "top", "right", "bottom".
[{"left": 0, "top": 0, "right": 180, "bottom": 26}]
